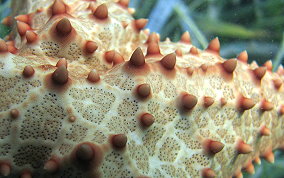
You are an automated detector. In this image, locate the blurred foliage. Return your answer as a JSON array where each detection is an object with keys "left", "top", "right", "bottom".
[
  {"left": 131, "top": 0, "right": 284, "bottom": 71},
  {"left": 243, "top": 150, "right": 284, "bottom": 178},
  {"left": 0, "top": 0, "right": 11, "bottom": 38}
]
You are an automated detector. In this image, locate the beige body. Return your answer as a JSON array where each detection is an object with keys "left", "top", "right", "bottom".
[{"left": 0, "top": 0, "right": 284, "bottom": 177}]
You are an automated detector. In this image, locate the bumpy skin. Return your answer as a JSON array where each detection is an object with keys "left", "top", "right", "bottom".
[{"left": 1, "top": 0, "right": 284, "bottom": 178}]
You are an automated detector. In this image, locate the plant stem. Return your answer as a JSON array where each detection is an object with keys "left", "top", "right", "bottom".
[
  {"left": 174, "top": 4, "right": 208, "bottom": 48},
  {"left": 273, "top": 33, "right": 284, "bottom": 71}
]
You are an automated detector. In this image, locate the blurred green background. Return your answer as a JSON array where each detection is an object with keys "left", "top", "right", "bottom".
[
  {"left": 0, "top": 0, "right": 11, "bottom": 39},
  {"left": 131, "top": 0, "right": 284, "bottom": 72},
  {"left": 0, "top": 0, "right": 283, "bottom": 177}
]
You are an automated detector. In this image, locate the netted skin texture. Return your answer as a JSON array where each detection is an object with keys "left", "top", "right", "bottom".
[{"left": 0, "top": 0, "right": 284, "bottom": 178}]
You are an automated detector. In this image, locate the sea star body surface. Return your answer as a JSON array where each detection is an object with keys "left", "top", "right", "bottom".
[{"left": 0, "top": 0, "right": 284, "bottom": 177}]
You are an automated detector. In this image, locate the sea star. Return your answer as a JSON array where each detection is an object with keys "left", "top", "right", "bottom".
[{"left": 0, "top": 0, "right": 284, "bottom": 177}]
